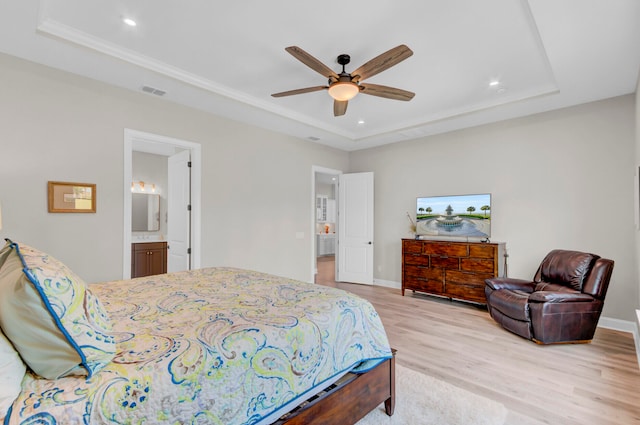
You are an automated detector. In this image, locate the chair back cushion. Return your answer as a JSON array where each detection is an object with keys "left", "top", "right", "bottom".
[
  {"left": 581, "top": 258, "right": 614, "bottom": 299},
  {"left": 533, "top": 250, "right": 599, "bottom": 291}
]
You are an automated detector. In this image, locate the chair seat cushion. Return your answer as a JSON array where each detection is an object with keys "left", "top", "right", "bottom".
[
  {"left": 485, "top": 277, "right": 535, "bottom": 292},
  {"left": 489, "top": 289, "right": 530, "bottom": 321},
  {"left": 534, "top": 282, "right": 582, "bottom": 293},
  {"left": 529, "top": 291, "right": 594, "bottom": 303}
]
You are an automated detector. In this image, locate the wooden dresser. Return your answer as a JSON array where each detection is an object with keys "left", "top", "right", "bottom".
[
  {"left": 402, "top": 239, "right": 505, "bottom": 304},
  {"left": 131, "top": 241, "right": 167, "bottom": 278}
]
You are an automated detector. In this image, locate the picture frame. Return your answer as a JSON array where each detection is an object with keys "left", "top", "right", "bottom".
[{"left": 47, "top": 181, "right": 96, "bottom": 213}]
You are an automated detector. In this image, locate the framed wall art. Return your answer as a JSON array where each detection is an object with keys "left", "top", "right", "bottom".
[{"left": 47, "top": 181, "right": 96, "bottom": 213}]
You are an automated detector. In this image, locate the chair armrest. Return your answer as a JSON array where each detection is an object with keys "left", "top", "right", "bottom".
[
  {"left": 485, "top": 277, "right": 536, "bottom": 292},
  {"left": 529, "top": 291, "right": 595, "bottom": 303}
]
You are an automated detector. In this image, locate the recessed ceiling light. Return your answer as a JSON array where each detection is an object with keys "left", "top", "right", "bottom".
[
  {"left": 123, "top": 17, "right": 137, "bottom": 27},
  {"left": 489, "top": 80, "right": 500, "bottom": 87},
  {"left": 357, "top": 119, "right": 365, "bottom": 125}
]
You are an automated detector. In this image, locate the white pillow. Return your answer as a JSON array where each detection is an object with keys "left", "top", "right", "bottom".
[{"left": 0, "top": 330, "right": 26, "bottom": 421}]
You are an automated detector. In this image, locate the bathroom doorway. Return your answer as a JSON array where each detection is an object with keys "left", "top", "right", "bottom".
[{"left": 123, "top": 129, "right": 202, "bottom": 279}]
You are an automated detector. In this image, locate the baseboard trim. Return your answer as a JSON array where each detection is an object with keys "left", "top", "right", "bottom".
[
  {"left": 598, "top": 316, "right": 636, "bottom": 333},
  {"left": 373, "top": 279, "right": 401, "bottom": 289}
]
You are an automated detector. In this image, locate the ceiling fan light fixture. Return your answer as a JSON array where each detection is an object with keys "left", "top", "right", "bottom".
[{"left": 328, "top": 82, "right": 359, "bottom": 101}]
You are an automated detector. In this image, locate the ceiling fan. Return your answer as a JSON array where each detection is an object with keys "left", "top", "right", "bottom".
[{"left": 271, "top": 45, "right": 415, "bottom": 117}]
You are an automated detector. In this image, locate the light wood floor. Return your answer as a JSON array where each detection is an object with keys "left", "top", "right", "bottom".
[{"left": 315, "top": 256, "right": 640, "bottom": 425}]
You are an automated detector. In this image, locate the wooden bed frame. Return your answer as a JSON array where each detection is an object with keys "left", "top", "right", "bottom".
[{"left": 275, "top": 349, "right": 396, "bottom": 424}]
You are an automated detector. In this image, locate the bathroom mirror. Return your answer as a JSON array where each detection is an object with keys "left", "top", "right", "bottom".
[{"left": 132, "top": 193, "right": 160, "bottom": 231}]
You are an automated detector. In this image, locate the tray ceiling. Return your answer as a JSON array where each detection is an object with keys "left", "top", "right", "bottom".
[{"left": 1, "top": 0, "right": 639, "bottom": 151}]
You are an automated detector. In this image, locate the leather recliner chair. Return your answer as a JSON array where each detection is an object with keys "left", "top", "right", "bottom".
[{"left": 484, "top": 249, "right": 614, "bottom": 344}]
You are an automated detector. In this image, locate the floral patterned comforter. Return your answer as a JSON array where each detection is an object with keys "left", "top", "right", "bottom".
[{"left": 7, "top": 267, "right": 391, "bottom": 425}]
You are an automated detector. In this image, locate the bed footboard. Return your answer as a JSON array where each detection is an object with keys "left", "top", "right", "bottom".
[{"left": 274, "top": 349, "right": 396, "bottom": 424}]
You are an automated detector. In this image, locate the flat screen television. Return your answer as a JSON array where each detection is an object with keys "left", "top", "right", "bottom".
[{"left": 416, "top": 193, "right": 491, "bottom": 238}]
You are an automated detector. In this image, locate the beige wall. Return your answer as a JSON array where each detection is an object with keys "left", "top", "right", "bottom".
[
  {"left": 0, "top": 53, "right": 349, "bottom": 283},
  {"left": 350, "top": 95, "right": 637, "bottom": 321},
  {"left": 0, "top": 52, "right": 637, "bottom": 322}
]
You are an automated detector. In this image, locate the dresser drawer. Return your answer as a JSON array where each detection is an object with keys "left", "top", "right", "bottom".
[
  {"left": 404, "top": 266, "right": 444, "bottom": 292},
  {"left": 403, "top": 240, "right": 423, "bottom": 254},
  {"left": 445, "top": 270, "right": 490, "bottom": 303},
  {"left": 404, "top": 254, "right": 430, "bottom": 267},
  {"left": 445, "top": 282, "right": 487, "bottom": 303},
  {"left": 460, "top": 257, "right": 495, "bottom": 274},
  {"left": 404, "top": 266, "right": 444, "bottom": 293},
  {"left": 468, "top": 244, "right": 497, "bottom": 259},
  {"left": 446, "top": 269, "right": 492, "bottom": 287},
  {"left": 408, "top": 279, "right": 444, "bottom": 294},
  {"left": 423, "top": 242, "right": 468, "bottom": 257},
  {"left": 430, "top": 255, "right": 460, "bottom": 270},
  {"left": 404, "top": 265, "right": 443, "bottom": 281}
]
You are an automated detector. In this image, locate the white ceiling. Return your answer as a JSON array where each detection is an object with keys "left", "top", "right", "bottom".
[{"left": 1, "top": 0, "right": 639, "bottom": 151}]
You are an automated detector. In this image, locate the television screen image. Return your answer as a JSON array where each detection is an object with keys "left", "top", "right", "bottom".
[{"left": 416, "top": 193, "right": 491, "bottom": 238}]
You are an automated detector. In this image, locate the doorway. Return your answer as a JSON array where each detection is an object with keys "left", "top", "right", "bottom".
[
  {"left": 312, "top": 166, "right": 341, "bottom": 283},
  {"left": 123, "top": 129, "right": 202, "bottom": 279},
  {"left": 312, "top": 169, "right": 375, "bottom": 285}
]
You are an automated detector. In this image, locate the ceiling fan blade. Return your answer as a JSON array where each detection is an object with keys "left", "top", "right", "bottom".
[
  {"left": 359, "top": 83, "right": 415, "bottom": 101},
  {"left": 334, "top": 100, "right": 348, "bottom": 116},
  {"left": 271, "top": 86, "right": 328, "bottom": 97},
  {"left": 351, "top": 45, "right": 413, "bottom": 82},
  {"left": 285, "top": 46, "right": 339, "bottom": 80}
]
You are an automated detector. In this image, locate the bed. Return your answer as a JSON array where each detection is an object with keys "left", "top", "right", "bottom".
[{"left": 0, "top": 240, "right": 395, "bottom": 424}]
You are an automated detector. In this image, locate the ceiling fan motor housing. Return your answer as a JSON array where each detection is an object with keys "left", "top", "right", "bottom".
[{"left": 337, "top": 54, "right": 351, "bottom": 66}]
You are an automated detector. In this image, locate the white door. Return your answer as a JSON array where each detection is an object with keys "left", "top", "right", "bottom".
[
  {"left": 167, "top": 150, "right": 191, "bottom": 272},
  {"left": 337, "top": 172, "right": 374, "bottom": 284}
]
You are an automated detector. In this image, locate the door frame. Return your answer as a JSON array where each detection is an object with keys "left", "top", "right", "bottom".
[
  {"left": 311, "top": 165, "right": 342, "bottom": 283},
  {"left": 123, "top": 129, "right": 202, "bottom": 279}
]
